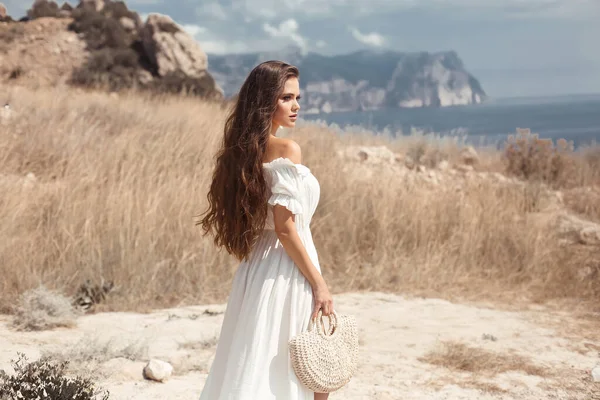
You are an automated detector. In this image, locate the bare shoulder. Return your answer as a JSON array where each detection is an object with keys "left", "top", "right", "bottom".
[{"left": 270, "top": 137, "right": 302, "bottom": 164}]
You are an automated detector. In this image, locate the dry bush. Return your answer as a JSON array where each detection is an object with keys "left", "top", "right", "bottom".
[
  {"left": 42, "top": 336, "right": 148, "bottom": 375},
  {"left": 69, "top": 4, "right": 137, "bottom": 51},
  {"left": 179, "top": 337, "right": 219, "bottom": 351},
  {"left": 0, "top": 86, "right": 599, "bottom": 312},
  {"left": 27, "top": 0, "right": 62, "bottom": 19},
  {"left": 0, "top": 23, "right": 25, "bottom": 52},
  {"left": 12, "top": 286, "right": 78, "bottom": 331},
  {"left": 0, "top": 353, "right": 109, "bottom": 400},
  {"left": 503, "top": 128, "right": 576, "bottom": 188},
  {"left": 68, "top": 2, "right": 145, "bottom": 92},
  {"left": 420, "top": 341, "right": 548, "bottom": 377}
]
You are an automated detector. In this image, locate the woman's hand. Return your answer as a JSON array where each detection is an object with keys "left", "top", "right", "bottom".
[{"left": 312, "top": 281, "right": 334, "bottom": 319}]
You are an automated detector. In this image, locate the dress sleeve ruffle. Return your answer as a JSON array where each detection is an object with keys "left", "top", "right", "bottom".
[{"left": 264, "top": 158, "right": 304, "bottom": 216}]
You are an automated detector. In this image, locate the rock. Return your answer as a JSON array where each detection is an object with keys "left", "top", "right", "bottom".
[
  {"left": 481, "top": 333, "right": 498, "bottom": 342},
  {"left": 141, "top": 14, "right": 208, "bottom": 79},
  {"left": 456, "top": 164, "right": 474, "bottom": 173},
  {"left": 337, "top": 146, "right": 396, "bottom": 165},
  {"left": 120, "top": 17, "right": 136, "bottom": 32},
  {"left": 592, "top": 366, "right": 600, "bottom": 383},
  {"left": 404, "top": 156, "right": 415, "bottom": 170},
  {"left": 580, "top": 226, "right": 600, "bottom": 246},
  {"left": 137, "top": 69, "right": 154, "bottom": 85},
  {"left": 143, "top": 359, "right": 173, "bottom": 382},
  {"left": 491, "top": 172, "right": 509, "bottom": 183},
  {"left": 1, "top": 103, "right": 11, "bottom": 125},
  {"left": 460, "top": 146, "right": 479, "bottom": 166},
  {"left": 577, "top": 266, "right": 597, "bottom": 282},
  {"left": 556, "top": 213, "right": 600, "bottom": 246},
  {"left": 81, "top": 0, "right": 105, "bottom": 12},
  {"left": 0, "top": 3, "right": 7, "bottom": 19},
  {"left": 437, "top": 160, "right": 449, "bottom": 171}
]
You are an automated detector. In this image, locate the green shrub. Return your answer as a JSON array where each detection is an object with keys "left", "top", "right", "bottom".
[{"left": 0, "top": 353, "right": 109, "bottom": 400}]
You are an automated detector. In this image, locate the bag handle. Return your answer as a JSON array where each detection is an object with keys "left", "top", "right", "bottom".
[{"left": 309, "top": 310, "right": 338, "bottom": 337}]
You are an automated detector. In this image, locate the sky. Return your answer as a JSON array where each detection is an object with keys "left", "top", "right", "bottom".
[{"left": 4, "top": 0, "right": 600, "bottom": 98}]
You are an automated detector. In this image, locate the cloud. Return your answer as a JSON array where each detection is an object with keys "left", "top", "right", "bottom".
[
  {"left": 349, "top": 27, "right": 385, "bottom": 47},
  {"left": 227, "top": 0, "right": 595, "bottom": 19},
  {"left": 196, "top": 1, "right": 228, "bottom": 20},
  {"left": 316, "top": 40, "right": 327, "bottom": 48},
  {"left": 201, "top": 39, "right": 250, "bottom": 54},
  {"left": 182, "top": 24, "right": 207, "bottom": 38},
  {"left": 263, "top": 19, "right": 308, "bottom": 52}
]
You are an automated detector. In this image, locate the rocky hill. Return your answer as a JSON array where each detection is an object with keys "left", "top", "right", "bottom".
[
  {"left": 209, "top": 47, "right": 487, "bottom": 113},
  {"left": 0, "top": 0, "right": 223, "bottom": 99}
]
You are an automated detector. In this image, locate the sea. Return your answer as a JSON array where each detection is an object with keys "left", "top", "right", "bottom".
[{"left": 300, "top": 94, "right": 600, "bottom": 149}]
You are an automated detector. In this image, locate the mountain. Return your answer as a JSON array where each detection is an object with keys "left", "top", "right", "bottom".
[{"left": 208, "top": 47, "right": 486, "bottom": 113}]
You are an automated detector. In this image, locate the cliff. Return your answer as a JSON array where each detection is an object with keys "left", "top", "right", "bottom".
[
  {"left": 0, "top": 0, "right": 223, "bottom": 99},
  {"left": 209, "top": 47, "right": 486, "bottom": 113}
]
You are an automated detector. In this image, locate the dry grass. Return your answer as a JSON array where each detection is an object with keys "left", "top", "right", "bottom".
[
  {"left": 178, "top": 337, "right": 219, "bottom": 351},
  {"left": 0, "top": 85, "right": 599, "bottom": 312},
  {"left": 42, "top": 336, "right": 148, "bottom": 375},
  {"left": 563, "top": 186, "right": 600, "bottom": 223},
  {"left": 12, "top": 286, "right": 78, "bottom": 331},
  {"left": 420, "top": 341, "right": 548, "bottom": 377}
]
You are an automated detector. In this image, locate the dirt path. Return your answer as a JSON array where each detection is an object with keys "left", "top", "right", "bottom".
[{"left": 0, "top": 292, "right": 597, "bottom": 399}]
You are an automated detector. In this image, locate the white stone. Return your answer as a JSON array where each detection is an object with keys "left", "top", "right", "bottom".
[
  {"left": 592, "top": 366, "right": 600, "bottom": 382},
  {"left": 143, "top": 359, "right": 173, "bottom": 382}
]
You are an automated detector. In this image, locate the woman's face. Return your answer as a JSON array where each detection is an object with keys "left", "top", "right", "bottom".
[{"left": 272, "top": 77, "right": 301, "bottom": 131}]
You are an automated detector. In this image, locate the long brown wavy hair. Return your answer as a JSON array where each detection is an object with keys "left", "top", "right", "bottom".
[{"left": 197, "top": 60, "right": 300, "bottom": 261}]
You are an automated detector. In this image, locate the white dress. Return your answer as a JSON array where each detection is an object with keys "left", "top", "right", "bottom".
[{"left": 199, "top": 157, "right": 322, "bottom": 400}]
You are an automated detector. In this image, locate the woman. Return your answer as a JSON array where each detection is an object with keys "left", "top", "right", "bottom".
[{"left": 198, "top": 60, "right": 334, "bottom": 400}]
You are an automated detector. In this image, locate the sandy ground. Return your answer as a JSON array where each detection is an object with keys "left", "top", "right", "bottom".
[{"left": 1, "top": 292, "right": 598, "bottom": 399}]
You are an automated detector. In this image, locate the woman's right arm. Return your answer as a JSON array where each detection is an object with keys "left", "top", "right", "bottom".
[
  {"left": 274, "top": 208, "right": 333, "bottom": 318},
  {"left": 271, "top": 141, "right": 334, "bottom": 319}
]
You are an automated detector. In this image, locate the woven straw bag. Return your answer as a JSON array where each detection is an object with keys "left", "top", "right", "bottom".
[{"left": 289, "top": 311, "right": 359, "bottom": 393}]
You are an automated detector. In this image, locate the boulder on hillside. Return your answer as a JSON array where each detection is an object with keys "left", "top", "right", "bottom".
[
  {"left": 556, "top": 212, "right": 600, "bottom": 246},
  {"left": 338, "top": 145, "right": 397, "bottom": 165},
  {"left": 80, "top": 0, "right": 105, "bottom": 12},
  {"left": 141, "top": 14, "right": 208, "bottom": 79}
]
